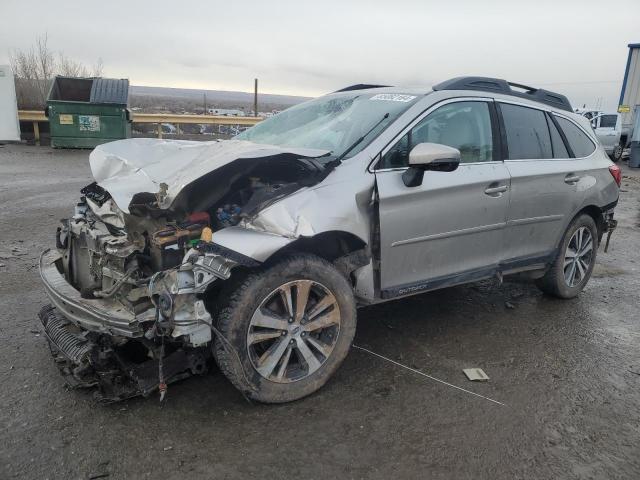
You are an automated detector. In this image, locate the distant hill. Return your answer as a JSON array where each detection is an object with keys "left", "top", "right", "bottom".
[{"left": 130, "top": 85, "right": 310, "bottom": 111}]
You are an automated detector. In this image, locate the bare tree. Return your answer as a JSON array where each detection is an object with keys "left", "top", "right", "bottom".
[
  {"left": 9, "top": 34, "right": 105, "bottom": 109},
  {"left": 58, "top": 53, "right": 104, "bottom": 78},
  {"left": 36, "top": 35, "right": 55, "bottom": 85},
  {"left": 57, "top": 54, "right": 87, "bottom": 78},
  {"left": 93, "top": 58, "right": 104, "bottom": 77}
]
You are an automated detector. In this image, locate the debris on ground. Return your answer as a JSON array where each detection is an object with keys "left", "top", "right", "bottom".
[
  {"left": 354, "top": 345, "right": 504, "bottom": 405},
  {"left": 88, "top": 473, "right": 110, "bottom": 479},
  {"left": 505, "top": 301, "right": 516, "bottom": 309},
  {"left": 463, "top": 368, "right": 490, "bottom": 381},
  {"left": 88, "top": 460, "right": 111, "bottom": 479}
]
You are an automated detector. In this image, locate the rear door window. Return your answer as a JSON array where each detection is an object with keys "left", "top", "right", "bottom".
[
  {"left": 500, "top": 103, "right": 552, "bottom": 160},
  {"left": 555, "top": 116, "right": 596, "bottom": 158}
]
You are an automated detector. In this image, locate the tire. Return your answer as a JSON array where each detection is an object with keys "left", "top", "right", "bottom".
[
  {"left": 611, "top": 144, "right": 624, "bottom": 162},
  {"left": 213, "top": 254, "right": 357, "bottom": 403},
  {"left": 536, "top": 214, "right": 598, "bottom": 299}
]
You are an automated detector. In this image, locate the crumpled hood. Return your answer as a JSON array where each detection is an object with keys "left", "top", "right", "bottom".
[{"left": 89, "top": 138, "right": 329, "bottom": 213}]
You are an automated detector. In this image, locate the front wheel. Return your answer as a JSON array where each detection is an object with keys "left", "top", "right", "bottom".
[
  {"left": 536, "top": 214, "right": 598, "bottom": 299},
  {"left": 213, "top": 254, "right": 357, "bottom": 403}
]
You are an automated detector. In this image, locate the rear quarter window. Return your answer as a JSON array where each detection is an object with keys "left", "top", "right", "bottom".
[{"left": 555, "top": 116, "right": 596, "bottom": 158}]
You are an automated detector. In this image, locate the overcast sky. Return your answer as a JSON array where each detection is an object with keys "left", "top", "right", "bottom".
[{"left": 1, "top": 0, "right": 639, "bottom": 110}]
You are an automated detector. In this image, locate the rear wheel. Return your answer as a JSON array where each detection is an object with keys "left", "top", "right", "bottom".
[
  {"left": 213, "top": 254, "right": 356, "bottom": 403},
  {"left": 536, "top": 214, "right": 598, "bottom": 299}
]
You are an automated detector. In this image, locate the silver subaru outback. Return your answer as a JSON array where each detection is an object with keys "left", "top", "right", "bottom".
[{"left": 39, "top": 77, "right": 620, "bottom": 403}]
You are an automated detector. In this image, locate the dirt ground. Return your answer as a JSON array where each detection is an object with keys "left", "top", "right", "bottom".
[{"left": 1, "top": 144, "right": 639, "bottom": 480}]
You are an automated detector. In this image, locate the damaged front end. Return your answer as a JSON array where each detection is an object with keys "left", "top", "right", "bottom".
[
  {"left": 39, "top": 139, "right": 330, "bottom": 402},
  {"left": 40, "top": 212, "right": 238, "bottom": 402}
]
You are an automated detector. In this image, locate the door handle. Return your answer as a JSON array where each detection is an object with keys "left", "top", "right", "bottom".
[
  {"left": 564, "top": 174, "right": 581, "bottom": 184},
  {"left": 484, "top": 185, "right": 508, "bottom": 196}
]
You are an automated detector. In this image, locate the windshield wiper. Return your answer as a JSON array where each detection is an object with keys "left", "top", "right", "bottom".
[{"left": 333, "top": 112, "right": 390, "bottom": 165}]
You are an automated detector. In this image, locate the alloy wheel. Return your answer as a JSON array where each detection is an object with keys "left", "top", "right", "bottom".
[
  {"left": 563, "top": 227, "right": 594, "bottom": 287},
  {"left": 247, "top": 280, "right": 341, "bottom": 383}
]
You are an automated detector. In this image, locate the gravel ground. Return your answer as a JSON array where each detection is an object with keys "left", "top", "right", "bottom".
[{"left": 1, "top": 144, "right": 639, "bottom": 480}]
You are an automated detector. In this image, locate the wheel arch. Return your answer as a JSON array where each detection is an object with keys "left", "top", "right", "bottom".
[
  {"left": 537, "top": 206, "right": 600, "bottom": 299},
  {"left": 264, "top": 230, "right": 369, "bottom": 269},
  {"left": 207, "top": 227, "right": 370, "bottom": 296},
  {"left": 575, "top": 205, "right": 605, "bottom": 242},
  {"left": 549, "top": 205, "right": 605, "bottom": 262}
]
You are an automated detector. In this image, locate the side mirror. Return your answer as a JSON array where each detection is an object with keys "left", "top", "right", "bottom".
[{"left": 402, "top": 143, "right": 461, "bottom": 187}]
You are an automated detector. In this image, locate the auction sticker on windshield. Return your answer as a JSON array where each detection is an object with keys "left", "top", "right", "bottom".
[{"left": 370, "top": 94, "right": 416, "bottom": 102}]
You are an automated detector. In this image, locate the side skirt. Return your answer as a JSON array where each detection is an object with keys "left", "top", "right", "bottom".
[{"left": 380, "top": 251, "right": 556, "bottom": 300}]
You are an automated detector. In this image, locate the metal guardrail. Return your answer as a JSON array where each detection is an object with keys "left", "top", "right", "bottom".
[
  {"left": 17, "top": 110, "right": 263, "bottom": 144},
  {"left": 18, "top": 110, "right": 47, "bottom": 121}
]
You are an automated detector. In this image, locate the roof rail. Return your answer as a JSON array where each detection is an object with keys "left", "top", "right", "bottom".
[
  {"left": 432, "top": 76, "right": 573, "bottom": 112},
  {"left": 334, "top": 84, "right": 390, "bottom": 93}
]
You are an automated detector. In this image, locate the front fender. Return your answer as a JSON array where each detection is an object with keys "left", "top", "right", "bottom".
[
  {"left": 213, "top": 164, "right": 375, "bottom": 263},
  {"left": 212, "top": 227, "right": 293, "bottom": 262}
]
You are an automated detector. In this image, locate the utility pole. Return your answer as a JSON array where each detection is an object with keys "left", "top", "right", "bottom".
[
  {"left": 203, "top": 93, "right": 207, "bottom": 115},
  {"left": 254, "top": 78, "right": 258, "bottom": 117}
]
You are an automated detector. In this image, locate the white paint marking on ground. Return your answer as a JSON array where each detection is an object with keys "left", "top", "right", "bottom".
[{"left": 353, "top": 345, "right": 506, "bottom": 407}]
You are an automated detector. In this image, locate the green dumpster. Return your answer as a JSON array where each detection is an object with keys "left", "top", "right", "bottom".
[{"left": 46, "top": 76, "right": 131, "bottom": 148}]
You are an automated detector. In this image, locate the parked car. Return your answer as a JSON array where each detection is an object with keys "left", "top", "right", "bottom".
[
  {"left": 590, "top": 112, "right": 623, "bottom": 161},
  {"left": 39, "top": 77, "right": 621, "bottom": 403}
]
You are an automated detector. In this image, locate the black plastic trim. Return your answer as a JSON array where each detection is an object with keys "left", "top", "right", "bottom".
[
  {"left": 381, "top": 265, "right": 495, "bottom": 299},
  {"left": 601, "top": 200, "right": 619, "bottom": 212},
  {"left": 488, "top": 101, "right": 503, "bottom": 162},
  {"left": 499, "top": 251, "right": 556, "bottom": 273},
  {"left": 380, "top": 251, "right": 555, "bottom": 300},
  {"left": 548, "top": 113, "right": 575, "bottom": 158},
  {"left": 545, "top": 112, "right": 561, "bottom": 158},
  {"left": 494, "top": 102, "right": 509, "bottom": 160}
]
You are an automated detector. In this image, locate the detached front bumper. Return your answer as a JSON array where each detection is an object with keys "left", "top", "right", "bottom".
[{"left": 39, "top": 249, "right": 153, "bottom": 338}]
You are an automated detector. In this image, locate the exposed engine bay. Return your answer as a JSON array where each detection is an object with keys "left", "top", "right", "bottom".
[{"left": 39, "top": 139, "right": 333, "bottom": 402}]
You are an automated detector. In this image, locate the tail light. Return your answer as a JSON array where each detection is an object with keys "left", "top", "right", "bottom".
[{"left": 608, "top": 165, "right": 622, "bottom": 187}]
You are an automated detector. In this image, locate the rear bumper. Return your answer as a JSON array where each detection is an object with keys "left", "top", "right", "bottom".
[{"left": 39, "top": 249, "right": 153, "bottom": 337}]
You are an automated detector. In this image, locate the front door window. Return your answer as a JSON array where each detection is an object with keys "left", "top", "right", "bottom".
[{"left": 378, "top": 101, "right": 494, "bottom": 169}]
